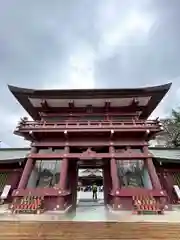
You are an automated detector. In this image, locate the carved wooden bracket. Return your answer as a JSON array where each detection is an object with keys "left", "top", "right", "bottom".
[{"left": 80, "top": 148, "right": 96, "bottom": 159}]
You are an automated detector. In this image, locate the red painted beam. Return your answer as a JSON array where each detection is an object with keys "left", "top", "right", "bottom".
[
  {"left": 110, "top": 187, "right": 167, "bottom": 197},
  {"left": 0, "top": 168, "right": 22, "bottom": 172},
  {"left": 16, "top": 128, "right": 159, "bottom": 133},
  {"left": 12, "top": 188, "right": 71, "bottom": 197},
  {"left": 15, "top": 120, "right": 160, "bottom": 133},
  {"left": 19, "top": 119, "right": 158, "bottom": 125},
  {"left": 29, "top": 152, "right": 151, "bottom": 159},
  {"left": 32, "top": 140, "right": 148, "bottom": 147},
  {"left": 38, "top": 107, "right": 141, "bottom": 115}
]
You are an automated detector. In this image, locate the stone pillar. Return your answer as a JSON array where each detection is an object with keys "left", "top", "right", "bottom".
[
  {"left": 109, "top": 146, "right": 120, "bottom": 190},
  {"left": 17, "top": 146, "right": 37, "bottom": 189},
  {"left": 59, "top": 146, "right": 69, "bottom": 190},
  {"left": 143, "top": 146, "right": 162, "bottom": 190}
]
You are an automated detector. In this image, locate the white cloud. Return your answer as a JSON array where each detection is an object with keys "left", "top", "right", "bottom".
[
  {"left": 44, "top": 42, "right": 96, "bottom": 89},
  {"left": 97, "top": 1, "right": 156, "bottom": 59}
]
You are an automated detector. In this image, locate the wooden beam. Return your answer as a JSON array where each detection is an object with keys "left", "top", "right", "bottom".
[
  {"left": 37, "top": 106, "right": 144, "bottom": 115},
  {"left": 12, "top": 188, "right": 70, "bottom": 197},
  {"left": 40, "top": 111, "right": 138, "bottom": 117},
  {"left": 29, "top": 152, "right": 151, "bottom": 159},
  {"left": 32, "top": 140, "right": 148, "bottom": 147},
  {"left": 16, "top": 128, "right": 159, "bottom": 133}
]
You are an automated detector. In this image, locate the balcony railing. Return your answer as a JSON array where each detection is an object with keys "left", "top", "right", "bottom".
[{"left": 15, "top": 119, "right": 161, "bottom": 131}]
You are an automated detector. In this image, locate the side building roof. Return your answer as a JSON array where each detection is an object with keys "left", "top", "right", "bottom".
[
  {"left": 0, "top": 147, "right": 179, "bottom": 164},
  {"left": 8, "top": 84, "right": 171, "bottom": 120},
  {"left": 149, "top": 147, "right": 180, "bottom": 163},
  {"left": 0, "top": 148, "right": 29, "bottom": 163}
]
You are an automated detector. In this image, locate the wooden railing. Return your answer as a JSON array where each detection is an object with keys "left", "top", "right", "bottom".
[{"left": 16, "top": 120, "right": 161, "bottom": 130}]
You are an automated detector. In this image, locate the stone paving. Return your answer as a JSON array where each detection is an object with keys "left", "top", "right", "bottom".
[
  {"left": 1, "top": 191, "right": 180, "bottom": 222},
  {"left": 77, "top": 191, "right": 104, "bottom": 201},
  {"left": 1, "top": 203, "right": 180, "bottom": 223}
]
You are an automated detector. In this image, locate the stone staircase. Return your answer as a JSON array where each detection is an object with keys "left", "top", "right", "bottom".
[{"left": 0, "top": 222, "right": 179, "bottom": 239}]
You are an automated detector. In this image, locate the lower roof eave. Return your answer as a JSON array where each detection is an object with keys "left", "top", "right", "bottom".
[
  {"left": 0, "top": 158, "right": 26, "bottom": 164},
  {"left": 154, "top": 157, "right": 180, "bottom": 163}
]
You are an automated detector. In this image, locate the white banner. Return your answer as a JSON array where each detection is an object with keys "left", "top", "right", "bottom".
[
  {"left": 1, "top": 185, "right": 11, "bottom": 199},
  {"left": 173, "top": 185, "right": 180, "bottom": 199}
]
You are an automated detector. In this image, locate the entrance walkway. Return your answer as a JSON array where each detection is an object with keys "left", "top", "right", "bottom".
[
  {"left": 72, "top": 204, "right": 108, "bottom": 221},
  {"left": 2, "top": 204, "right": 180, "bottom": 222},
  {"left": 77, "top": 191, "right": 104, "bottom": 202},
  {"left": 74, "top": 191, "right": 106, "bottom": 221}
]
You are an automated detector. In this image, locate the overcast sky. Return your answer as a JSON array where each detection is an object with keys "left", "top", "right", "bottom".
[{"left": 0, "top": 0, "right": 180, "bottom": 147}]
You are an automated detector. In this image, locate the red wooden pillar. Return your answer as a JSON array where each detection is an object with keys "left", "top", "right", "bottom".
[
  {"left": 143, "top": 146, "right": 162, "bottom": 190},
  {"left": 58, "top": 146, "right": 69, "bottom": 210},
  {"left": 103, "top": 161, "right": 112, "bottom": 205},
  {"left": 103, "top": 166, "right": 107, "bottom": 205},
  {"left": 17, "top": 147, "right": 37, "bottom": 189},
  {"left": 109, "top": 146, "right": 121, "bottom": 209},
  {"left": 145, "top": 158, "right": 162, "bottom": 189},
  {"left": 162, "top": 172, "right": 174, "bottom": 203},
  {"left": 58, "top": 146, "right": 69, "bottom": 190},
  {"left": 109, "top": 146, "right": 120, "bottom": 190},
  {"left": 70, "top": 160, "right": 78, "bottom": 209}
]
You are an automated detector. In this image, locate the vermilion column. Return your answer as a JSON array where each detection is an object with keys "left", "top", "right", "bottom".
[
  {"left": 17, "top": 146, "right": 37, "bottom": 189},
  {"left": 70, "top": 160, "right": 78, "bottom": 208},
  {"left": 143, "top": 146, "right": 162, "bottom": 190},
  {"left": 145, "top": 158, "right": 162, "bottom": 190},
  {"left": 103, "top": 162, "right": 112, "bottom": 205},
  {"left": 103, "top": 166, "right": 107, "bottom": 205},
  {"left": 109, "top": 146, "right": 120, "bottom": 191},
  {"left": 59, "top": 146, "right": 69, "bottom": 190}
]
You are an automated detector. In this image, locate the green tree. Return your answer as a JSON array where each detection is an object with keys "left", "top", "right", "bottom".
[{"left": 162, "top": 108, "right": 180, "bottom": 147}]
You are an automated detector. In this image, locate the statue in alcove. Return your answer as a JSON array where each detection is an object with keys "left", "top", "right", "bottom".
[{"left": 36, "top": 169, "right": 54, "bottom": 188}]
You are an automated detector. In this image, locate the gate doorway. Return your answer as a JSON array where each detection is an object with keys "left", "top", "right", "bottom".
[
  {"left": 77, "top": 168, "right": 104, "bottom": 204},
  {"left": 68, "top": 159, "right": 112, "bottom": 212}
]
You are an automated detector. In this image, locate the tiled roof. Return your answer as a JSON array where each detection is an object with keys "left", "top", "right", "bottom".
[
  {"left": 149, "top": 147, "right": 180, "bottom": 161},
  {"left": 0, "top": 148, "right": 30, "bottom": 161},
  {"left": 0, "top": 147, "right": 179, "bottom": 163}
]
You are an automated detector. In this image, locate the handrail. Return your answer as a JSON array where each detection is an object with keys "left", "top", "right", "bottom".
[
  {"left": 16, "top": 119, "right": 160, "bottom": 130},
  {"left": 20, "top": 119, "right": 158, "bottom": 124}
]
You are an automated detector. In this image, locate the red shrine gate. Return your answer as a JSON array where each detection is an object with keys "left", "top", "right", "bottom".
[{"left": 9, "top": 84, "right": 171, "bottom": 211}]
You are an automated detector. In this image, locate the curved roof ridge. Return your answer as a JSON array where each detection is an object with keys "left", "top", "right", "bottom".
[{"left": 8, "top": 83, "right": 172, "bottom": 94}]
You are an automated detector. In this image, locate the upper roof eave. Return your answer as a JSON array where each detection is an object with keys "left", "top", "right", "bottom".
[
  {"left": 8, "top": 83, "right": 172, "bottom": 99},
  {"left": 8, "top": 83, "right": 172, "bottom": 120}
]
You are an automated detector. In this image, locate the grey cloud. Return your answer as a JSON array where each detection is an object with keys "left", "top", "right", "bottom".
[
  {"left": 95, "top": 1, "right": 180, "bottom": 87},
  {"left": 0, "top": 0, "right": 179, "bottom": 146}
]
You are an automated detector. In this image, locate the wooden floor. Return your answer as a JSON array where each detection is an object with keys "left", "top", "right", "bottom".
[{"left": 0, "top": 221, "right": 179, "bottom": 240}]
